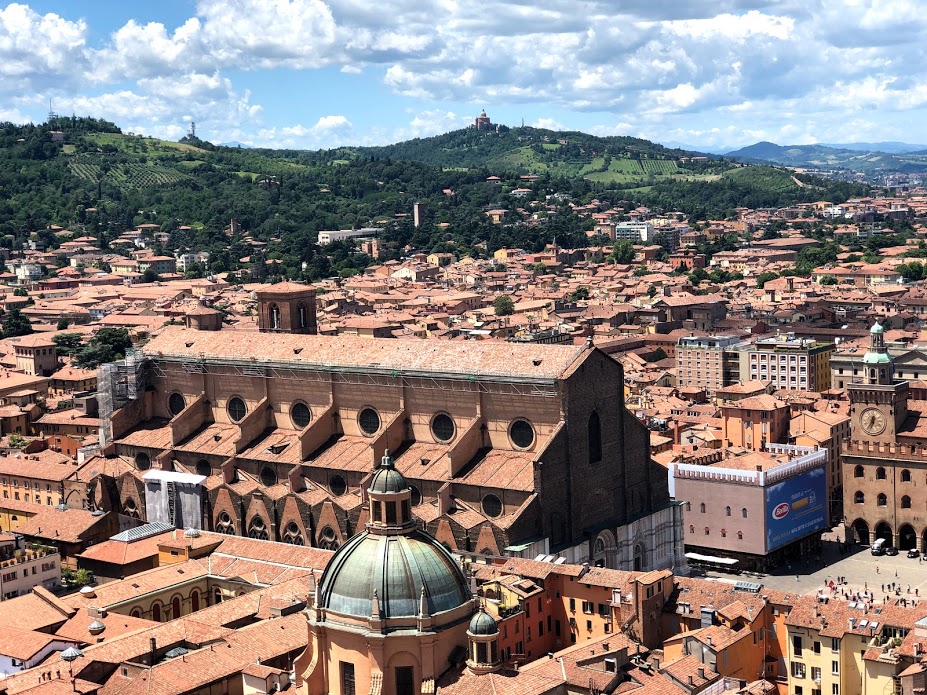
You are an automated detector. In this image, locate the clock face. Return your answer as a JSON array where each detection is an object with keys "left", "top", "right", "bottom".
[{"left": 860, "top": 407, "right": 887, "bottom": 436}]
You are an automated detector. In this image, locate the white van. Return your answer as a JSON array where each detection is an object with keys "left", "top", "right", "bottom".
[{"left": 871, "top": 538, "right": 886, "bottom": 555}]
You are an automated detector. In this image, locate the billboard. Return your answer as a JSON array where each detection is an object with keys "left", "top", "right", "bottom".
[{"left": 765, "top": 466, "right": 827, "bottom": 553}]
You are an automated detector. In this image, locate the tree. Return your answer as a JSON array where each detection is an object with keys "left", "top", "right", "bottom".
[
  {"left": 142, "top": 268, "right": 160, "bottom": 283},
  {"left": 494, "top": 295, "right": 514, "bottom": 316},
  {"left": 570, "top": 287, "right": 589, "bottom": 302},
  {"left": 756, "top": 271, "right": 779, "bottom": 288},
  {"left": 819, "top": 274, "right": 838, "bottom": 285},
  {"left": 74, "top": 328, "right": 132, "bottom": 368},
  {"left": 608, "top": 240, "right": 635, "bottom": 264},
  {"left": 56, "top": 317, "right": 70, "bottom": 330},
  {"left": 647, "top": 285, "right": 658, "bottom": 298},
  {"left": 53, "top": 332, "right": 84, "bottom": 356},
  {"left": 12, "top": 287, "right": 28, "bottom": 297},
  {"left": 2, "top": 309, "right": 32, "bottom": 337}
]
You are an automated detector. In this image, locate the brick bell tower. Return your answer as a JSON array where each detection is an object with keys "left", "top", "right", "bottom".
[{"left": 255, "top": 281, "right": 317, "bottom": 334}]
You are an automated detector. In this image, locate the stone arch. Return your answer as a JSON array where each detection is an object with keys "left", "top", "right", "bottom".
[
  {"left": 592, "top": 530, "right": 616, "bottom": 568},
  {"left": 851, "top": 518, "right": 870, "bottom": 545},
  {"left": 899, "top": 524, "right": 917, "bottom": 551},
  {"left": 247, "top": 514, "right": 270, "bottom": 540},
  {"left": 633, "top": 541, "right": 647, "bottom": 572},
  {"left": 875, "top": 521, "right": 893, "bottom": 544}
]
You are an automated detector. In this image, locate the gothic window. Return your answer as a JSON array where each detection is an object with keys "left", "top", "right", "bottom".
[
  {"left": 297, "top": 303, "right": 307, "bottom": 328},
  {"left": 742, "top": 507, "right": 748, "bottom": 519},
  {"left": 269, "top": 303, "right": 281, "bottom": 329},
  {"left": 854, "top": 465, "right": 864, "bottom": 478},
  {"left": 902, "top": 496, "right": 912, "bottom": 509},
  {"left": 877, "top": 493, "right": 887, "bottom": 507},
  {"left": 282, "top": 521, "right": 304, "bottom": 545},
  {"left": 901, "top": 469, "right": 912, "bottom": 482},
  {"left": 855, "top": 491, "right": 865, "bottom": 504},
  {"left": 248, "top": 515, "right": 269, "bottom": 540},
  {"left": 319, "top": 525, "right": 340, "bottom": 551},
  {"left": 216, "top": 511, "right": 235, "bottom": 534},
  {"left": 725, "top": 506, "right": 731, "bottom": 516},
  {"left": 876, "top": 467, "right": 887, "bottom": 480}
]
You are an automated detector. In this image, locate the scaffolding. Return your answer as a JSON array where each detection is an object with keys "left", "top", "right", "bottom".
[
  {"left": 98, "top": 348, "right": 150, "bottom": 446},
  {"left": 148, "top": 353, "right": 561, "bottom": 398}
]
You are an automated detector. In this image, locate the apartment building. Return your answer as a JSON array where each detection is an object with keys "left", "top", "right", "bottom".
[
  {"left": 740, "top": 334, "right": 835, "bottom": 392},
  {"left": 0, "top": 535, "right": 60, "bottom": 599},
  {"left": 676, "top": 335, "right": 743, "bottom": 395}
]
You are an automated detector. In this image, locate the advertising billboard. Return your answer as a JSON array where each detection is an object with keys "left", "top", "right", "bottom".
[{"left": 765, "top": 466, "right": 827, "bottom": 553}]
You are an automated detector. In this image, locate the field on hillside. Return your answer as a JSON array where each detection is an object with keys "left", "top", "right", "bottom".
[{"left": 68, "top": 155, "right": 189, "bottom": 189}]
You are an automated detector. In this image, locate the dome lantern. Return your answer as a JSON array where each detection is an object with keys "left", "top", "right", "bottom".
[
  {"left": 367, "top": 449, "right": 414, "bottom": 533},
  {"left": 466, "top": 606, "right": 501, "bottom": 675}
]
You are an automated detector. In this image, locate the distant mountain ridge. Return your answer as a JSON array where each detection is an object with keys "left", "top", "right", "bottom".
[{"left": 725, "top": 141, "right": 927, "bottom": 174}]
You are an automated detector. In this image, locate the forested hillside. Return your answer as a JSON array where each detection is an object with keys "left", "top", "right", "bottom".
[{"left": 0, "top": 118, "right": 870, "bottom": 281}]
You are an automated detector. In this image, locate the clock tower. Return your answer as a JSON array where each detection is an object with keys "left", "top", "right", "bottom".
[{"left": 848, "top": 322, "right": 908, "bottom": 444}]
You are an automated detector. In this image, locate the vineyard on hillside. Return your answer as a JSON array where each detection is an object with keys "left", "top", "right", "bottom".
[{"left": 68, "top": 156, "right": 188, "bottom": 190}]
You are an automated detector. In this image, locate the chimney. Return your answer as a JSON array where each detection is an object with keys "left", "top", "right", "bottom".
[
  {"left": 149, "top": 637, "right": 157, "bottom": 664},
  {"left": 689, "top": 676, "right": 694, "bottom": 685},
  {"left": 698, "top": 667, "right": 705, "bottom": 679}
]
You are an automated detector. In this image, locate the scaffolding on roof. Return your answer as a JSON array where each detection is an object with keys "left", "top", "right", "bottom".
[
  {"left": 148, "top": 353, "right": 561, "bottom": 398},
  {"left": 98, "top": 348, "right": 150, "bottom": 446}
]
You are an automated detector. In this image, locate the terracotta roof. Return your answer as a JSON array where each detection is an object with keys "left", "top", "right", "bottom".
[{"left": 143, "top": 327, "right": 589, "bottom": 381}]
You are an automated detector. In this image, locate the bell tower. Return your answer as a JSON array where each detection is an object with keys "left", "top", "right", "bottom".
[
  {"left": 255, "top": 281, "right": 317, "bottom": 334},
  {"left": 848, "top": 322, "right": 908, "bottom": 444}
]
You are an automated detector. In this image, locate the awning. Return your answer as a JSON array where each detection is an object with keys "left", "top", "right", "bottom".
[{"left": 685, "top": 552, "right": 739, "bottom": 566}]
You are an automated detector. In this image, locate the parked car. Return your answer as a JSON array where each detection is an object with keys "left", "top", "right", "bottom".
[
  {"left": 908, "top": 549, "right": 920, "bottom": 559},
  {"left": 871, "top": 538, "right": 886, "bottom": 555},
  {"left": 886, "top": 546, "right": 899, "bottom": 556}
]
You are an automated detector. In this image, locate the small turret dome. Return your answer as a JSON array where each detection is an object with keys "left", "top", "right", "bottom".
[
  {"left": 468, "top": 608, "right": 498, "bottom": 636},
  {"left": 871, "top": 322, "right": 884, "bottom": 334},
  {"left": 183, "top": 527, "right": 201, "bottom": 538},
  {"left": 368, "top": 450, "right": 407, "bottom": 494},
  {"left": 88, "top": 620, "right": 105, "bottom": 635}
]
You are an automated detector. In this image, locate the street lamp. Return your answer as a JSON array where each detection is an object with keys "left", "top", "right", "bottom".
[{"left": 60, "top": 647, "right": 83, "bottom": 691}]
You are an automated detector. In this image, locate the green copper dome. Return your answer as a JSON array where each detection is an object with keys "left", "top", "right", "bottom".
[
  {"left": 871, "top": 322, "right": 884, "bottom": 334},
  {"left": 468, "top": 609, "right": 498, "bottom": 636},
  {"left": 316, "top": 530, "right": 471, "bottom": 619},
  {"left": 863, "top": 351, "right": 892, "bottom": 365}
]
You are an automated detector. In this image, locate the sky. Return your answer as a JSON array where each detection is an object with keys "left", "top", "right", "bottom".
[{"left": 1, "top": 0, "right": 925, "bottom": 152}]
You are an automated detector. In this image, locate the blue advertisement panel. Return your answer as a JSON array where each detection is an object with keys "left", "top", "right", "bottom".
[{"left": 765, "top": 466, "right": 827, "bottom": 553}]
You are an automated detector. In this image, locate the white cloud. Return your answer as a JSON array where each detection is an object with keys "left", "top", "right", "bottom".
[{"left": 312, "top": 115, "right": 352, "bottom": 131}]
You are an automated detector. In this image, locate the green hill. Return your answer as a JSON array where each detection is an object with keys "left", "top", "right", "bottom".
[{"left": 726, "top": 141, "right": 927, "bottom": 174}]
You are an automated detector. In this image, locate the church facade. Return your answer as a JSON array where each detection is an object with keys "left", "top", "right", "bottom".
[{"left": 97, "top": 282, "right": 684, "bottom": 572}]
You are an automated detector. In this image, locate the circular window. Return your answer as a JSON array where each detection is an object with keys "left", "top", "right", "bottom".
[
  {"left": 509, "top": 420, "right": 535, "bottom": 449},
  {"left": 195, "top": 459, "right": 211, "bottom": 477},
  {"left": 358, "top": 407, "right": 381, "bottom": 435},
  {"left": 227, "top": 397, "right": 247, "bottom": 423},
  {"left": 410, "top": 485, "right": 422, "bottom": 507},
  {"left": 219, "top": 511, "right": 231, "bottom": 524},
  {"left": 329, "top": 474, "right": 347, "bottom": 497},
  {"left": 168, "top": 392, "right": 186, "bottom": 416},
  {"left": 135, "top": 452, "right": 151, "bottom": 470},
  {"left": 431, "top": 413, "right": 456, "bottom": 442},
  {"left": 482, "top": 494, "right": 503, "bottom": 518},
  {"left": 321, "top": 525, "right": 336, "bottom": 541},
  {"left": 291, "top": 402, "right": 311, "bottom": 429},
  {"left": 260, "top": 466, "right": 278, "bottom": 487},
  {"left": 125, "top": 498, "right": 137, "bottom": 511}
]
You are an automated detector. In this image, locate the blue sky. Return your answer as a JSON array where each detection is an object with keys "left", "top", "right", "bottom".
[{"left": 3, "top": 1, "right": 927, "bottom": 151}]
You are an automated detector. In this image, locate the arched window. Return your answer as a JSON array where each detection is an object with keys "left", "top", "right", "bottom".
[
  {"left": 214, "top": 587, "right": 223, "bottom": 604},
  {"left": 854, "top": 465, "right": 864, "bottom": 478},
  {"left": 171, "top": 596, "right": 181, "bottom": 619},
  {"left": 196, "top": 459, "right": 211, "bottom": 477},
  {"left": 901, "top": 469, "right": 912, "bottom": 482},
  {"left": 319, "top": 525, "right": 340, "bottom": 551},
  {"left": 737, "top": 531, "right": 743, "bottom": 540},
  {"left": 216, "top": 511, "right": 235, "bottom": 535},
  {"left": 877, "top": 493, "right": 888, "bottom": 507},
  {"left": 742, "top": 508, "right": 748, "bottom": 519},
  {"left": 721, "top": 529, "right": 727, "bottom": 538},
  {"left": 152, "top": 603, "right": 162, "bottom": 622},
  {"left": 725, "top": 506, "right": 731, "bottom": 517},
  {"left": 699, "top": 503, "right": 706, "bottom": 513},
  {"left": 855, "top": 491, "right": 865, "bottom": 504},
  {"left": 191, "top": 590, "right": 200, "bottom": 612},
  {"left": 248, "top": 516, "right": 269, "bottom": 540},
  {"left": 688, "top": 525, "right": 694, "bottom": 534},
  {"left": 876, "top": 467, "right": 887, "bottom": 480},
  {"left": 685, "top": 502, "right": 691, "bottom": 511},
  {"left": 588, "top": 411, "right": 602, "bottom": 464},
  {"left": 297, "top": 303, "right": 307, "bottom": 328},
  {"left": 704, "top": 527, "right": 710, "bottom": 535},
  {"left": 902, "top": 496, "right": 912, "bottom": 509},
  {"left": 282, "top": 521, "right": 304, "bottom": 545},
  {"left": 130, "top": 608, "right": 142, "bottom": 618},
  {"left": 269, "top": 303, "right": 280, "bottom": 329}
]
